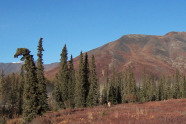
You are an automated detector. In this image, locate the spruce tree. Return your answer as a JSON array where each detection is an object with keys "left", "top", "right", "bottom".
[
  {"left": 101, "top": 67, "right": 109, "bottom": 104},
  {"left": 140, "top": 68, "right": 147, "bottom": 102},
  {"left": 173, "top": 70, "right": 180, "bottom": 99},
  {"left": 150, "top": 77, "right": 156, "bottom": 101},
  {"left": 0, "top": 70, "right": 7, "bottom": 114},
  {"left": 87, "top": 55, "right": 98, "bottom": 107},
  {"left": 68, "top": 55, "right": 76, "bottom": 108},
  {"left": 58, "top": 45, "right": 69, "bottom": 108},
  {"left": 180, "top": 76, "right": 186, "bottom": 98},
  {"left": 108, "top": 84, "right": 116, "bottom": 104},
  {"left": 166, "top": 76, "right": 173, "bottom": 99},
  {"left": 105, "top": 67, "right": 110, "bottom": 103},
  {"left": 36, "top": 38, "right": 48, "bottom": 114},
  {"left": 83, "top": 52, "right": 90, "bottom": 105},
  {"left": 116, "top": 74, "right": 122, "bottom": 103},
  {"left": 121, "top": 71, "right": 128, "bottom": 103},
  {"left": 53, "top": 45, "right": 69, "bottom": 109},
  {"left": 53, "top": 75, "right": 64, "bottom": 109},
  {"left": 108, "top": 66, "right": 117, "bottom": 104},
  {"left": 9, "top": 73, "right": 18, "bottom": 116},
  {"left": 14, "top": 48, "right": 38, "bottom": 123},
  {"left": 75, "top": 52, "right": 86, "bottom": 108},
  {"left": 17, "top": 66, "right": 24, "bottom": 114}
]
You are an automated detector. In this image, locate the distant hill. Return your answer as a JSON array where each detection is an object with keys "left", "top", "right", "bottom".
[
  {"left": 0, "top": 62, "right": 59, "bottom": 75},
  {"left": 45, "top": 31, "right": 186, "bottom": 81},
  {"left": 0, "top": 63, "right": 23, "bottom": 75}
]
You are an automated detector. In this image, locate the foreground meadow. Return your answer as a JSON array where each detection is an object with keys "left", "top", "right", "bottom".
[{"left": 7, "top": 99, "right": 186, "bottom": 124}]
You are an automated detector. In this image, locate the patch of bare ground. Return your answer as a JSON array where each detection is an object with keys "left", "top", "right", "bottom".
[{"left": 7, "top": 99, "right": 186, "bottom": 124}]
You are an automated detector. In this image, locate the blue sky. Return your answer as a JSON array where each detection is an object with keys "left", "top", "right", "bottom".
[{"left": 0, "top": 0, "right": 186, "bottom": 64}]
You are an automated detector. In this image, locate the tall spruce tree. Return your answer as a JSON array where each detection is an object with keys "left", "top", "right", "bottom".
[
  {"left": 9, "top": 73, "right": 18, "bottom": 116},
  {"left": 83, "top": 52, "right": 90, "bottom": 105},
  {"left": 36, "top": 38, "right": 48, "bottom": 114},
  {"left": 0, "top": 70, "right": 7, "bottom": 114},
  {"left": 173, "top": 70, "right": 180, "bottom": 99},
  {"left": 140, "top": 68, "right": 147, "bottom": 102},
  {"left": 14, "top": 48, "right": 38, "bottom": 123},
  {"left": 87, "top": 55, "right": 98, "bottom": 107},
  {"left": 108, "top": 66, "right": 117, "bottom": 104},
  {"left": 54, "top": 44, "right": 69, "bottom": 109},
  {"left": 101, "top": 67, "right": 109, "bottom": 104},
  {"left": 0, "top": 70, "right": 10, "bottom": 114},
  {"left": 17, "top": 66, "right": 24, "bottom": 114},
  {"left": 68, "top": 55, "right": 76, "bottom": 108},
  {"left": 150, "top": 77, "right": 156, "bottom": 101},
  {"left": 60, "top": 45, "right": 69, "bottom": 108},
  {"left": 121, "top": 71, "right": 128, "bottom": 103},
  {"left": 116, "top": 74, "right": 122, "bottom": 104},
  {"left": 75, "top": 52, "right": 86, "bottom": 108}
]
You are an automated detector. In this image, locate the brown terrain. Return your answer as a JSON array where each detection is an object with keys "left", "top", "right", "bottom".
[
  {"left": 7, "top": 99, "right": 186, "bottom": 124},
  {"left": 45, "top": 31, "right": 186, "bottom": 81}
]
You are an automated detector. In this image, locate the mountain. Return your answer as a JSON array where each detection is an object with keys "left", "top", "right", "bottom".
[
  {"left": 45, "top": 31, "right": 186, "bottom": 81},
  {"left": 0, "top": 63, "right": 23, "bottom": 75},
  {"left": 0, "top": 62, "right": 59, "bottom": 75}
]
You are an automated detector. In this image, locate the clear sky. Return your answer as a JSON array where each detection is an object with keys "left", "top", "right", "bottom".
[{"left": 1, "top": 0, "right": 186, "bottom": 64}]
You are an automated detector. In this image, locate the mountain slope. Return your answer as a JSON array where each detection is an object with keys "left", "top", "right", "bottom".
[
  {"left": 0, "top": 62, "right": 59, "bottom": 75},
  {"left": 45, "top": 32, "right": 186, "bottom": 81}
]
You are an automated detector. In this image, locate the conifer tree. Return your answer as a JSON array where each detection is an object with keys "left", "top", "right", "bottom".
[
  {"left": 55, "top": 44, "right": 69, "bottom": 108},
  {"left": 14, "top": 48, "right": 38, "bottom": 123},
  {"left": 0, "top": 70, "right": 7, "bottom": 113},
  {"left": 53, "top": 75, "right": 64, "bottom": 109},
  {"left": 87, "top": 55, "right": 98, "bottom": 107},
  {"left": 75, "top": 52, "right": 86, "bottom": 108},
  {"left": 166, "top": 76, "right": 173, "bottom": 99},
  {"left": 83, "top": 52, "right": 90, "bottom": 104},
  {"left": 36, "top": 38, "right": 48, "bottom": 114},
  {"left": 145, "top": 77, "right": 151, "bottom": 101},
  {"left": 17, "top": 66, "right": 24, "bottom": 114},
  {"left": 180, "top": 76, "right": 186, "bottom": 98},
  {"left": 140, "top": 68, "right": 147, "bottom": 102},
  {"left": 121, "top": 71, "right": 128, "bottom": 103},
  {"left": 150, "top": 77, "right": 156, "bottom": 101},
  {"left": 108, "top": 66, "right": 117, "bottom": 104},
  {"left": 161, "top": 77, "right": 166, "bottom": 100},
  {"left": 173, "top": 70, "right": 180, "bottom": 99},
  {"left": 108, "top": 84, "right": 116, "bottom": 104},
  {"left": 116, "top": 74, "right": 122, "bottom": 103},
  {"left": 9, "top": 73, "right": 18, "bottom": 116},
  {"left": 68, "top": 55, "right": 76, "bottom": 108},
  {"left": 101, "top": 67, "right": 109, "bottom": 104},
  {"left": 105, "top": 67, "right": 110, "bottom": 102}
]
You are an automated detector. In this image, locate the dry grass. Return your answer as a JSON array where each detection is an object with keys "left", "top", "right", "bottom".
[{"left": 7, "top": 99, "right": 186, "bottom": 124}]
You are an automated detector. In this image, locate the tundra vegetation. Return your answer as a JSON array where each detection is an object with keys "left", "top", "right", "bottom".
[{"left": 0, "top": 38, "right": 185, "bottom": 123}]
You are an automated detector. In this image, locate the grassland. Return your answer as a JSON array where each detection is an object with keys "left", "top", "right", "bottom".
[{"left": 7, "top": 99, "right": 186, "bottom": 124}]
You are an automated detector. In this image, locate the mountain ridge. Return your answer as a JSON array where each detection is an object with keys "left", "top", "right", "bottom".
[
  {"left": 1, "top": 31, "right": 186, "bottom": 81},
  {"left": 45, "top": 31, "right": 186, "bottom": 81}
]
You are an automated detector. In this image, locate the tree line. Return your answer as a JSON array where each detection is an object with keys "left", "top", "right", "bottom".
[
  {"left": 0, "top": 39, "right": 186, "bottom": 123},
  {"left": 102, "top": 67, "right": 186, "bottom": 104}
]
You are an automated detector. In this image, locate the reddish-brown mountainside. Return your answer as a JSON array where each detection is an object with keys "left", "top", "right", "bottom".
[{"left": 45, "top": 31, "right": 186, "bottom": 81}]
